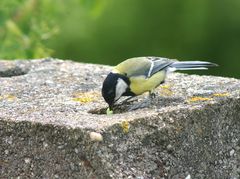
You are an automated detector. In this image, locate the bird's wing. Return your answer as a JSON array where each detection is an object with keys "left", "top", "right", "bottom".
[
  {"left": 148, "top": 57, "right": 176, "bottom": 77},
  {"left": 114, "top": 57, "right": 176, "bottom": 78},
  {"left": 114, "top": 57, "right": 151, "bottom": 77}
]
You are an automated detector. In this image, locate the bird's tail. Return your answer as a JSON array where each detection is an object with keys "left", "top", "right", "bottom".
[{"left": 168, "top": 61, "right": 218, "bottom": 72}]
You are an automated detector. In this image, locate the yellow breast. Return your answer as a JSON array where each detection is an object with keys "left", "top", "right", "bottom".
[{"left": 130, "top": 71, "right": 166, "bottom": 95}]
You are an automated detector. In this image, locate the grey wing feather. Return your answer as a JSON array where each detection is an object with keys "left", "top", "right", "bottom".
[
  {"left": 169, "top": 61, "right": 218, "bottom": 71},
  {"left": 120, "top": 57, "right": 217, "bottom": 78},
  {"left": 118, "top": 57, "right": 173, "bottom": 78},
  {"left": 147, "top": 57, "right": 176, "bottom": 77}
]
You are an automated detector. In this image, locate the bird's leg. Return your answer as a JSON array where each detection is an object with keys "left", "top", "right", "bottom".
[
  {"left": 114, "top": 96, "right": 136, "bottom": 109},
  {"left": 149, "top": 90, "right": 156, "bottom": 99},
  {"left": 120, "top": 96, "right": 136, "bottom": 104}
]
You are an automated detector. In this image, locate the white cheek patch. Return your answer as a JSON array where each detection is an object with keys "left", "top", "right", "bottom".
[{"left": 115, "top": 78, "right": 128, "bottom": 101}]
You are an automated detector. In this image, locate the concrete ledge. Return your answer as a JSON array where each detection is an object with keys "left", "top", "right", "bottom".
[{"left": 0, "top": 58, "right": 239, "bottom": 178}]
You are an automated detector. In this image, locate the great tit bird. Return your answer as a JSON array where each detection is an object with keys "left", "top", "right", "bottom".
[{"left": 102, "top": 57, "right": 217, "bottom": 111}]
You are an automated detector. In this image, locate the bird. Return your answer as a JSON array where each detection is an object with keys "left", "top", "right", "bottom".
[{"left": 102, "top": 56, "right": 217, "bottom": 113}]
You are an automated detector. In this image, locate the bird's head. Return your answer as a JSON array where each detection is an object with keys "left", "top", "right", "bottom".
[{"left": 102, "top": 72, "right": 129, "bottom": 110}]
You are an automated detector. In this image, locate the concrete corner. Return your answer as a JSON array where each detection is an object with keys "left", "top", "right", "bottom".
[{"left": 0, "top": 58, "right": 239, "bottom": 178}]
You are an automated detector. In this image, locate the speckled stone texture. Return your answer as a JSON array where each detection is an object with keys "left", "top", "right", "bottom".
[{"left": 0, "top": 58, "right": 239, "bottom": 178}]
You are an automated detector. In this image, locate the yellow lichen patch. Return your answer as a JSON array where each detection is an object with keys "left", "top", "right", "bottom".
[
  {"left": 72, "top": 91, "right": 100, "bottom": 103},
  {"left": 196, "top": 127, "right": 203, "bottom": 136},
  {"left": 121, "top": 120, "right": 130, "bottom": 133},
  {"left": 174, "top": 125, "right": 183, "bottom": 133},
  {"left": 0, "top": 96, "right": 3, "bottom": 100},
  {"left": 4, "top": 94, "right": 17, "bottom": 102},
  {"left": 160, "top": 84, "right": 171, "bottom": 89},
  {"left": 212, "top": 92, "right": 230, "bottom": 97},
  {"left": 72, "top": 97, "right": 93, "bottom": 103},
  {"left": 187, "top": 96, "right": 212, "bottom": 103},
  {"left": 159, "top": 85, "right": 173, "bottom": 96}
]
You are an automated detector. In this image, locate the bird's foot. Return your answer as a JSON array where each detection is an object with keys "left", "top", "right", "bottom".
[
  {"left": 149, "top": 92, "right": 156, "bottom": 99},
  {"left": 121, "top": 96, "right": 136, "bottom": 104}
]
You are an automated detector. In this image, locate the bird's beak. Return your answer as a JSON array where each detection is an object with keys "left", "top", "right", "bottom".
[
  {"left": 109, "top": 104, "right": 113, "bottom": 111},
  {"left": 108, "top": 100, "right": 115, "bottom": 111}
]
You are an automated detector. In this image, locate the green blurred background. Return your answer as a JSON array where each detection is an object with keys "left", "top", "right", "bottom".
[{"left": 0, "top": 0, "right": 239, "bottom": 78}]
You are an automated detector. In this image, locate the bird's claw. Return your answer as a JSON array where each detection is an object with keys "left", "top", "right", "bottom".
[{"left": 149, "top": 92, "right": 156, "bottom": 99}]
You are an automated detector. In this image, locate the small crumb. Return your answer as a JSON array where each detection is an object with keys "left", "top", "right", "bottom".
[
  {"left": 166, "top": 144, "right": 173, "bottom": 153},
  {"left": 74, "top": 148, "right": 79, "bottom": 154},
  {"left": 58, "top": 145, "right": 64, "bottom": 149},
  {"left": 230, "top": 149, "right": 235, "bottom": 156},
  {"left": 168, "top": 117, "right": 174, "bottom": 124},
  {"left": 43, "top": 142, "right": 48, "bottom": 148},
  {"left": 185, "top": 174, "right": 191, "bottom": 179},
  {"left": 4, "top": 150, "right": 9, "bottom": 155},
  {"left": 54, "top": 174, "right": 59, "bottom": 178},
  {"left": 24, "top": 158, "right": 31, "bottom": 164},
  {"left": 89, "top": 132, "right": 103, "bottom": 141}
]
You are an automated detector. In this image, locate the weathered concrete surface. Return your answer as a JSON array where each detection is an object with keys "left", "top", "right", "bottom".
[{"left": 0, "top": 58, "right": 239, "bottom": 178}]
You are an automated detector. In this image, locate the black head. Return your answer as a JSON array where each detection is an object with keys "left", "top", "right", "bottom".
[{"left": 102, "top": 72, "right": 130, "bottom": 110}]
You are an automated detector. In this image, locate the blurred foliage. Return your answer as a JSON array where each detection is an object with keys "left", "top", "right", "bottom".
[
  {"left": 0, "top": 0, "right": 105, "bottom": 59},
  {"left": 0, "top": 0, "right": 59, "bottom": 58},
  {"left": 0, "top": 0, "right": 239, "bottom": 77}
]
